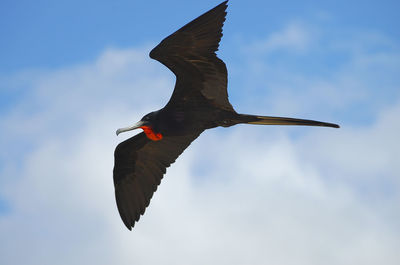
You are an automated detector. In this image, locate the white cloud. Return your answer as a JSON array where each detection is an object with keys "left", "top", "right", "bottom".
[
  {"left": 248, "top": 22, "right": 314, "bottom": 54},
  {"left": 1, "top": 32, "right": 399, "bottom": 265},
  {"left": 235, "top": 22, "right": 400, "bottom": 122}
]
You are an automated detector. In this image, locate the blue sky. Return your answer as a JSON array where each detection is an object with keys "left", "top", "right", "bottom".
[
  {"left": 1, "top": 0, "right": 399, "bottom": 72},
  {"left": 1, "top": 1, "right": 400, "bottom": 264},
  {"left": 1, "top": 0, "right": 399, "bottom": 119}
]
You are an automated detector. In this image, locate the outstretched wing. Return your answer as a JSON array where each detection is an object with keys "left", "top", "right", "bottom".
[
  {"left": 113, "top": 132, "right": 201, "bottom": 230},
  {"left": 149, "top": 0, "right": 233, "bottom": 111}
]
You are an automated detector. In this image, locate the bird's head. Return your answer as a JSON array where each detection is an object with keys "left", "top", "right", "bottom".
[{"left": 116, "top": 111, "right": 163, "bottom": 141}]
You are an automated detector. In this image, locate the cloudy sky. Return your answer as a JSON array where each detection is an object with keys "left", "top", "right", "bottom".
[{"left": 1, "top": 0, "right": 399, "bottom": 264}]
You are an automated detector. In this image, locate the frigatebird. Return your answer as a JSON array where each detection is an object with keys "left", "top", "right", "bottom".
[{"left": 114, "top": 0, "right": 339, "bottom": 230}]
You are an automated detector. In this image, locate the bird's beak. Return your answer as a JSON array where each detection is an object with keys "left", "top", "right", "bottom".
[{"left": 116, "top": 120, "right": 145, "bottom": 136}]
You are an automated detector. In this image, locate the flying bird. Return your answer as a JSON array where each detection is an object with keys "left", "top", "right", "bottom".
[{"left": 114, "top": 0, "right": 339, "bottom": 230}]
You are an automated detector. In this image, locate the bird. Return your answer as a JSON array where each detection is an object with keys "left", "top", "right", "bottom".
[{"left": 113, "top": 0, "right": 339, "bottom": 230}]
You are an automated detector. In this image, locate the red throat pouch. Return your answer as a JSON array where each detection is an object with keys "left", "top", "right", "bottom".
[{"left": 140, "top": 126, "right": 163, "bottom": 141}]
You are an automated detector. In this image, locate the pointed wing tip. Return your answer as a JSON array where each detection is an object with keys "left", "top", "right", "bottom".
[
  {"left": 216, "top": 0, "right": 229, "bottom": 17},
  {"left": 220, "top": 0, "right": 229, "bottom": 8},
  {"left": 124, "top": 223, "right": 133, "bottom": 231},
  {"left": 120, "top": 211, "right": 134, "bottom": 231},
  {"left": 121, "top": 212, "right": 136, "bottom": 231},
  {"left": 149, "top": 0, "right": 229, "bottom": 60}
]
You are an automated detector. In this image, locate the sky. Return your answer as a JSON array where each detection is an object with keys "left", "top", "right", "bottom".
[{"left": 1, "top": 0, "right": 399, "bottom": 264}]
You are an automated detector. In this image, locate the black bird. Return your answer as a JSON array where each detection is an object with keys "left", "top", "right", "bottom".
[{"left": 114, "top": 0, "right": 339, "bottom": 230}]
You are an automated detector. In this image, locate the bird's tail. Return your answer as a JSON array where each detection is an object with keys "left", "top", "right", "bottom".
[{"left": 237, "top": 114, "right": 340, "bottom": 128}]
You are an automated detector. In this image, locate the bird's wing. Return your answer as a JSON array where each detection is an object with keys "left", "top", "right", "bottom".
[
  {"left": 149, "top": 0, "right": 233, "bottom": 111},
  {"left": 113, "top": 131, "right": 201, "bottom": 230}
]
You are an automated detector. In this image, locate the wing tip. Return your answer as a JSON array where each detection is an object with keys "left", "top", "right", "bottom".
[
  {"left": 124, "top": 222, "right": 133, "bottom": 231},
  {"left": 218, "top": 0, "right": 229, "bottom": 9},
  {"left": 120, "top": 209, "right": 137, "bottom": 231},
  {"left": 149, "top": 0, "right": 229, "bottom": 60}
]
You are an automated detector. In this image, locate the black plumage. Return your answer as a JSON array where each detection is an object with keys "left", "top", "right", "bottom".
[{"left": 113, "top": 1, "right": 339, "bottom": 230}]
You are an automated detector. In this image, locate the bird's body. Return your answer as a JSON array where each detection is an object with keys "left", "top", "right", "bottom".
[{"left": 114, "top": 0, "right": 339, "bottom": 230}]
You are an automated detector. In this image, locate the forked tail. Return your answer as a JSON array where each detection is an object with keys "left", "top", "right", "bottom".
[{"left": 237, "top": 114, "right": 340, "bottom": 128}]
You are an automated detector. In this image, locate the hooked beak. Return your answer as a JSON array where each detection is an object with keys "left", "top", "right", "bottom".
[{"left": 116, "top": 120, "right": 146, "bottom": 136}]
